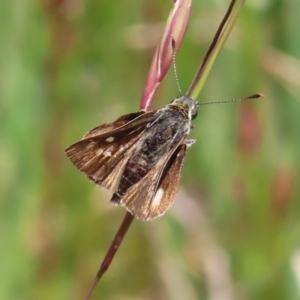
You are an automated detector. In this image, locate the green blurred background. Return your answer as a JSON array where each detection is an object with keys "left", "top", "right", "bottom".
[{"left": 1, "top": 0, "right": 300, "bottom": 299}]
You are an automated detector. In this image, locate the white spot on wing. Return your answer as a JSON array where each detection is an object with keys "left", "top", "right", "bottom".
[
  {"left": 152, "top": 188, "right": 164, "bottom": 208},
  {"left": 106, "top": 137, "right": 114, "bottom": 142}
]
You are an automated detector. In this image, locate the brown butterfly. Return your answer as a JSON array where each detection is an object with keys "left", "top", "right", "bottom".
[{"left": 66, "top": 95, "right": 198, "bottom": 221}]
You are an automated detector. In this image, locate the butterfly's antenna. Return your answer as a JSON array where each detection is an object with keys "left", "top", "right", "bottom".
[
  {"left": 171, "top": 38, "right": 182, "bottom": 95},
  {"left": 199, "top": 93, "right": 264, "bottom": 105}
]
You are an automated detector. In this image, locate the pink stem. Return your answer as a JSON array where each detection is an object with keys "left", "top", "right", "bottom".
[{"left": 85, "top": 212, "right": 134, "bottom": 300}]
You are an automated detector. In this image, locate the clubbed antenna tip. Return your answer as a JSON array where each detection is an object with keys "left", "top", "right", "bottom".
[{"left": 199, "top": 93, "right": 265, "bottom": 106}]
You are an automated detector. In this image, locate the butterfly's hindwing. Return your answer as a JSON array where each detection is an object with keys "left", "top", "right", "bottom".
[
  {"left": 117, "top": 142, "right": 188, "bottom": 221},
  {"left": 150, "top": 143, "right": 188, "bottom": 218}
]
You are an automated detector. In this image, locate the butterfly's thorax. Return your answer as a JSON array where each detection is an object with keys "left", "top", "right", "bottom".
[{"left": 116, "top": 107, "right": 191, "bottom": 197}]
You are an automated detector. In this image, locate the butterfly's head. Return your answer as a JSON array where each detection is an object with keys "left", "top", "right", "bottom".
[{"left": 170, "top": 96, "right": 199, "bottom": 120}]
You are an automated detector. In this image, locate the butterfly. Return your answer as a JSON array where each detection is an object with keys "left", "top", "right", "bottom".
[{"left": 65, "top": 95, "right": 198, "bottom": 221}]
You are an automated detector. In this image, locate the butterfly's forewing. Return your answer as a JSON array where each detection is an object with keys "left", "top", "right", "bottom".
[
  {"left": 65, "top": 111, "right": 156, "bottom": 190},
  {"left": 119, "top": 143, "right": 188, "bottom": 221},
  {"left": 83, "top": 111, "right": 146, "bottom": 139}
]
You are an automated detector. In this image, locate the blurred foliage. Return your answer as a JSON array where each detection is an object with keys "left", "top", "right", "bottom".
[{"left": 1, "top": 0, "right": 300, "bottom": 299}]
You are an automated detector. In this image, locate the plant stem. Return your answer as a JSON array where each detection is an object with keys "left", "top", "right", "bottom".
[
  {"left": 85, "top": 212, "right": 134, "bottom": 300},
  {"left": 187, "top": 0, "right": 245, "bottom": 99}
]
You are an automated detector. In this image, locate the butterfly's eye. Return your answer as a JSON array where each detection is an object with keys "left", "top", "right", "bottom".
[{"left": 191, "top": 107, "right": 198, "bottom": 120}]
